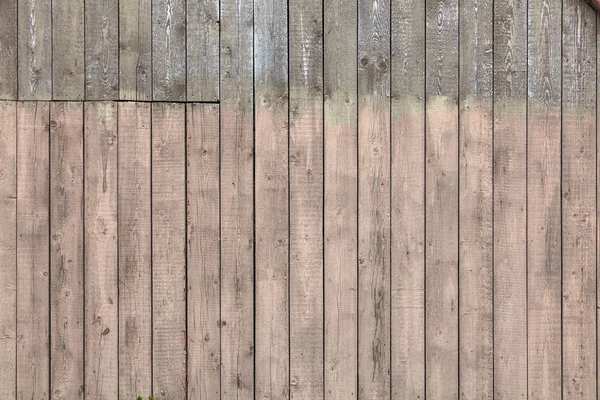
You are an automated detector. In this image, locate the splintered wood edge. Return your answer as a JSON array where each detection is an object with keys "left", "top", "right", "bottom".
[{"left": 586, "top": 0, "right": 600, "bottom": 11}]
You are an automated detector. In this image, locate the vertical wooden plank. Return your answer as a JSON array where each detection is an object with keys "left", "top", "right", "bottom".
[
  {"left": 50, "top": 101, "right": 84, "bottom": 400},
  {"left": 458, "top": 0, "right": 494, "bottom": 397},
  {"left": 84, "top": 102, "right": 118, "bottom": 399},
  {"left": 0, "top": 0, "right": 17, "bottom": 99},
  {"left": 186, "top": 104, "right": 221, "bottom": 399},
  {"left": 152, "top": 102, "right": 186, "bottom": 399},
  {"left": 16, "top": 101, "right": 50, "bottom": 400},
  {"left": 118, "top": 102, "right": 152, "bottom": 399},
  {"left": 85, "top": 0, "right": 119, "bottom": 99},
  {"left": 493, "top": 0, "right": 528, "bottom": 391},
  {"left": 289, "top": 0, "right": 324, "bottom": 396},
  {"left": 119, "top": 0, "right": 152, "bottom": 100},
  {"left": 0, "top": 102, "right": 17, "bottom": 398},
  {"left": 18, "top": 0, "right": 52, "bottom": 99},
  {"left": 527, "top": 0, "right": 562, "bottom": 394},
  {"left": 152, "top": 0, "right": 186, "bottom": 101},
  {"left": 52, "top": 0, "right": 84, "bottom": 99},
  {"left": 562, "top": 0, "right": 597, "bottom": 398},
  {"left": 425, "top": 0, "right": 459, "bottom": 394},
  {"left": 186, "top": 0, "right": 219, "bottom": 101},
  {"left": 323, "top": 0, "right": 357, "bottom": 397},
  {"left": 254, "top": 0, "right": 289, "bottom": 394}
]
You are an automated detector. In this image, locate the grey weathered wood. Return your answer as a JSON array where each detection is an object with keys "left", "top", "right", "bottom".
[
  {"left": 85, "top": 0, "right": 119, "bottom": 99},
  {"left": 119, "top": 0, "right": 152, "bottom": 100},
  {"left": 0, "top": 102, "right": 16, "bottom": 398},
  {"left": 152, "top": 102, "right": 187, "bottom": 399},
  {"left": 493, "top": 0, "right": 528, "bottom": 392},
  {"left": 425, "top": 0, "right": 459, "bottom": 394},
  {"left": 84, "top": 102, "right": 118, "bottom": 399},
  {"left": 52, "top": 0, "right": 84, "bottom": 99},
  {"left": 458, "top": 0, "right": 494, "bottom": 397},
  {"left": 16, "top": 101, "right": 50, "bottom": 400},
  {"left": 50, "top": 101, "right": 84, "bottom": 400},
  {"left": 18, "top": 0, "right": 52, "bottom": 99},
  {"left": 187, "top": 0, "right": 220, "bottom": 101},
  {"left": 289, "top": 0, "right": 324, "bottom": 397},
  {"left": 118, "top": 102, "right": 152, "bottom": 400},
  {"left": 0, "top": 1, "right": 17, "bottom": 99},
  {"left": 562, "top": 1, "right": 597, "bottom": 398},
  {"left": 152, "top": 0, "right": 186, "bottom": 101},
  {"left": 254, "top": 0, "right": 289, "bottom": 394},
  {"left": 186, "top": 103, "right": 220, "bottom": 399},
  {"left": 527, "top": 0, "right": 562, "bottom": 395}
]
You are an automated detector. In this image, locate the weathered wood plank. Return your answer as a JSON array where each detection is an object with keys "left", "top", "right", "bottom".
[
  {"left": 84, "top": 102, "right": 118, "bottom": 399},
  {"left": 52, "top": 0, "right": 85, "bottom": 99},
  {"left": 187, "top": 0, "right": 219, "bottom": 101},
  {"left": 85, "top": 0, "right": 119, "bottom": 99},
  {"left": 118, "top": 102, "right": 152, "bottom": 399},
  {"left": 186, "top": 103, "right": 221, "bottom": 399},
  {"left": 0, "top": 1, "right": 17, "bottom": 99},
  {"left": 425, "top": 0, "right": 459, "bottom": 394},
  {"left": 562, "top": 0, "right": 597, "bottom": 398},
  {"left": 527, "top": 0, "right": 562, "bottom": 395},
  {"left": 152, "top": 102, "right": 187, "bottom": 399},
  {"left": 323, "top": 0, "right": 358, "bottom": 397},
  {"left": 50, "top": 101, "right": 84, "bottom": 400},
  {"left": 152, "top": 0, "right": 186, "bottom": 101},
  {"left": 254, "top": 0, "right": 289, "bottom": 394},
  {"left": 390, "top": 0, "right": 424, "bottom": 395},
  {"left": 493, "top": 0, "right": 528, "bottom": 392},
  {"left": 119, "top": 0, "right": 152, "bottom": 100},
  {"left": 18, "top": 0, "right": 52, "bottom": 99},
  {"left": 0, "top": 102, "right": 17, "bottom": 398}
]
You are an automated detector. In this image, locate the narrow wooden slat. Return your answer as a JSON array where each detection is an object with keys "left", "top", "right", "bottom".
[
  {"left": 390, "top": 0, "right": 424, "bottom": 394},
  {"left": 18, "top": 0, "right": 52, "bottom": 99},
  {"left": 84, "top": 102, "right": 118, "bottom": 399},
  {"left": 85, "top": 0, "right": 119, "bottom": 99},
  {"left": 323, "top": 0, "right": 358, "bottom": 397},
  {"left": 186, "top": 103, "right": 220, "bottom": 399},
  {"left": 425, "top": 0, "right": 459, "bottom": 394},
  {"left": 52, "top": 0, "right": 84, "bottom": 99},
  {"left": 527, "top": 0, "right": 562, "bottom": 394},
  {"left": 152, "top": 102, "right": 186, "bottom": 399},
  {"left": 493, "top": 0, "right": 528, "bottom": 391},
  {"left": 50, "top": 101, "right": 84, "bottom": 400},
  {"left": 0, "top": 102, "right": 17, "bottom": 398},
  {"left": 254, "top": 0, "right": 289, "bottom": 394},
  {"left": 187, "top": 0, "right": 219, "bottom": 101},
  {"left": 152, "top": 0, "right": 186, "bottom": 101},
  {"left": 0, "top": 1, "right": 17, "bottom": 99},
  {"left": 119, "top": 0, "right": 152, "bottom": 100},
  {"left": 562, "top": 0, "right": 597, "bottom": 398},
  {"left": 118, "top": 102, "right": 152, "bottom": 399}
]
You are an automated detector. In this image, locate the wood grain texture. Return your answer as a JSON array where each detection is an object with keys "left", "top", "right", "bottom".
[
  {"left": 85, "top": 0, "right": 119, "bottom": 99},
  {"left": 323, "top": 0, "right": 358, "bottom": 397},
  {"left": 0, "top": 102, "right": 17, "bottom": 399},
  {"left": 50, "top": 101, "right": 84, "bottom": 400},
  {"left": 219, "top": 0, "right": 254, "bottom": 396},
  {"left": 84, "top": 102, "right": 118, "bottom": 399},
  {"left": 52, "top": 0, "right": 84, "bottom": 99},
  {"left": 152, "top": 102, "right": 187, "bottom": 399},
  {"left": 186, "top": 0, "right": 220, "bottom": 101},
  {"left": 18, "top": 0, "right": 52, "bottom": 99},
  {"left": 119, "top": 0, "right": 152, "bottom": 100},
  {"left": 562, "top": 0, "right": 597, "bottom": 398},
  {"left": 0, "top": 0, "right": 17, "bottom": 99},
  {"left": 152, "top": 0, "right": 186, "bottom": 101},
  {"left": 118, "top": 102, "right": 152, "bottom": 400},
  {"left": 186, "top": 103, "right": 221, "bottom": 399}
]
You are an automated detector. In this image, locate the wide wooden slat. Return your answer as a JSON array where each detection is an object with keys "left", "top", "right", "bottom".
[
  {"left": 84, "top": 102, "right": 118, "bottom": 399},
  {"left": 152, "top": 102, "right": 186, "bottom": 399},
  {"left": 118, "top": 102, "right": 152, "bottom": 399},
  {"left": 562, "top": 0, "right": 597, "bottom": 398},
  {"left": 119, "top": 0, "right": 152, "bottom": 100},
  {"left": 50, "top": 101, "right": 84, "bottom": 400},
  {"left": 186, "top": 103, "right": 221, "bottom": 399},
  {"left": 0, "top": 1, "right": 17, "bottom": 99},
  {"left": 187, "top": 0, "right": 219, "bottom": 101},
  {"left": 52, "top": 0, "right": 84, "bottom": 99}
]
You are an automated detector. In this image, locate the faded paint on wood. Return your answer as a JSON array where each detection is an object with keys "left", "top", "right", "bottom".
[
  {"left": 119, "top": 0, "right": 152, "bottom": 100},
  {"left": 52, "top": 0, "right": 85, "bottom": 99},
  {"left": 0, "top": 1, "right": 17, "bottom": 99}
]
